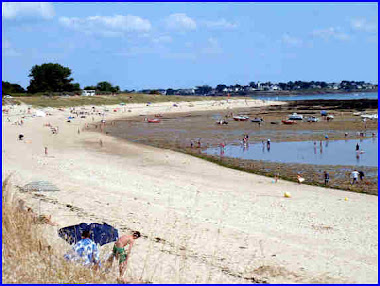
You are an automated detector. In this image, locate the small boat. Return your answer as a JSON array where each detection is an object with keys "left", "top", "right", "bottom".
[
  {"left": 307, "top": 116, "right": 319, "bottom": 122},
  {"left": 251, "top": 118, "right": 264, "bottom": 123},
  {"left": 147, "top": 118, "right": 161, "bottom": 123},
  {"left": 233, "top": 115, "right": 249, "bottom": 121},
  {"left": 288, "top": 113, "right": 303, "bottom": 120},
  {"left": 216, "top": 120, "right": 228, "bottom": 125},
  {"left": 326, "top": 115, "right": 334, "bottom": 120},
  {"left": 361, "top": 114, "right": 378, "bottom": 120},
  {"left": 282, "top": 120, "right": 297, "bottom": 125}
]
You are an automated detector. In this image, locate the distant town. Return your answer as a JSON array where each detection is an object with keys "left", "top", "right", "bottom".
[{"left": 135, "top": 81, "right": 378, "bottom": 96}]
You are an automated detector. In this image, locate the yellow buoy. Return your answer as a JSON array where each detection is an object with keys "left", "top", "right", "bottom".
[
  {"left": 345, "top": 197, "right": 348, "bottom": 201},
  {"left": 284, "top": 192, "right": 291, "bottom": 198}
]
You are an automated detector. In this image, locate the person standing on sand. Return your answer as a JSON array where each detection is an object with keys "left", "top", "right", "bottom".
[
  {"left": 358, "top": 170, "right": 365, "bottom": 181},
  {"left": 324, "top": 171, "right": 330, "bottom": 185},
  {"left": 44, "top": 147, "right": 48, "bottom": 156},
  {"left": 106, "top": 231, "right": 141, "bottom": 282},
  {"left": 350, "top": 169, "right": 359, "bottom": 185}
]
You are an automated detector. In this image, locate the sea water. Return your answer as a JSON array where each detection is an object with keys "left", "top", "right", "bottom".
[
  {"left": 203, "top": 138, "right": 378, "bottom": 167},
  {"left": 253, "top": 92, "right": 378, "bottom": 101}
]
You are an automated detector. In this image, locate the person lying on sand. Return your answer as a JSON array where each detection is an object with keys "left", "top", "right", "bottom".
[
  {"left": 17, "top": 199, "right": 58, "bottom": 226},
  {"left": 106, "top": 231, "right": 141, "bottom": 283}
]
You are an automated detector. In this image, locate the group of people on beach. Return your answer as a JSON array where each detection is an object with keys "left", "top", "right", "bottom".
[
  {"left": 63, "top": 229, "right": 141, "bottom": 283},
  {"left": 190, "top": 138, "right": 202, "bottom": 148}
]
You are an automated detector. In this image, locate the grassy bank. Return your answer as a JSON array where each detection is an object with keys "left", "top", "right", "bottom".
[
  {"left": 5, "top": 93, "right": 227, "bottom": 108},
  {"left": 2, "top": 177, "right": 127, "bottom": 284}
]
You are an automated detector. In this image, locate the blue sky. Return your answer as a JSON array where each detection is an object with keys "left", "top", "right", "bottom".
[{"left": 2, "top": 2, "right": 378, "bottom": 90}]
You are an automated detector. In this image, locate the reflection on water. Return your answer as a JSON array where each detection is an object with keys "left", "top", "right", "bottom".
[{"left": 204, "top": 138, "right": 378, "bottom": 167}]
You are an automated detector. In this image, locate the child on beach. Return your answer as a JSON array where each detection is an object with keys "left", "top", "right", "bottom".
[{"left": 274, "top": 167, "right": 280, "bottom": 183}]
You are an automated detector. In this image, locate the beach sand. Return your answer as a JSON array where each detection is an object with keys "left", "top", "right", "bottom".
[{"left": 2, "top": 99, "right": 378, "bottom": 283}]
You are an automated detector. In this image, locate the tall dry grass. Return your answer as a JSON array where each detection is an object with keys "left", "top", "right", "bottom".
[{"left": 1, "top": 177, "right": 119, "bottom": 284}]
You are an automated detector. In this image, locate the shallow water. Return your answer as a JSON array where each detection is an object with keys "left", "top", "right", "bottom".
[
  {"left": 203, "top": 138, "right": 378, "bottom": 167},
  {"left": 253, "top": 92, "right": 378, "bottom": 101}
]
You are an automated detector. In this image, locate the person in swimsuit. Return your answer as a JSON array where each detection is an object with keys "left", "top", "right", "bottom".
[{"left": 106, "top": 231, "right": 141, "bottom": 282}]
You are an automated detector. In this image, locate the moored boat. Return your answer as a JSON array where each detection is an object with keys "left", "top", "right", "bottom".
[
  {"left": 307, "top": 116, "right": 319, "bottom": 122},
  {"left": 251, "top": 117, "right": 264, "bottom": 123},
  {"left": 288, "top": 113, "right": 303, "bottom": 120},
  {"left": 233, "top": 115, "right": 249, "bottom": 121},
  {"left": 282, "top": 120, "right": 297, "bottom": 125},
  {"left": 147, "top": 118, "right": 161, "bottom": 123}
]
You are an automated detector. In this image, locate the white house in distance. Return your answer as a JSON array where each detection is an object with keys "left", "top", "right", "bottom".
[{"left": 81, "top": 90, "right": 96, "bottom": 96}]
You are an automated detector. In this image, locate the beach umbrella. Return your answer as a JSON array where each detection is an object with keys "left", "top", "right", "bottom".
[
  {"left": 22, "top": 181, "right": 60, "bottom": 192},
  {"left": 58, "top": 223, "right": 119, "bottom": 246}
]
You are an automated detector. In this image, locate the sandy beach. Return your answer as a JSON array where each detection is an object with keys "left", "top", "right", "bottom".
[{"left": 2, "top": 99, "right": 378, "bottom": 283}]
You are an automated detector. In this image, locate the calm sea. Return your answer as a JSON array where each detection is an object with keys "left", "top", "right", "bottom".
[{"left": 252, "top": 92, "right": 378, "bottom": 101}]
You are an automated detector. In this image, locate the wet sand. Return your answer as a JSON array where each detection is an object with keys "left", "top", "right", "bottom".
[{"left": 100, "top": 99, "right": 378, "bottom": 195}]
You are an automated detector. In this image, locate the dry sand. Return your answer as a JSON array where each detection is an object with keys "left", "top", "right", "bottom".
[{"left": 2, "top": 99, "right": 378, "bottom": 283}]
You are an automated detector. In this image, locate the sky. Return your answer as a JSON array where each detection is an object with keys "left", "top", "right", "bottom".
[{"left": 2, "top": 2, "right": 378, "bottom": 90}]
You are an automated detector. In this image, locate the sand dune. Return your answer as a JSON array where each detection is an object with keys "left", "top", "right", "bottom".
[{"left": 2, "top": 99, "right": 377, "bottom": 283}]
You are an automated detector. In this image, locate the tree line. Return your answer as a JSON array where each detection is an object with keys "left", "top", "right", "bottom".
[
  {"left": 2, "top": 63, "right": 120, "bottom": 95},
  {"left": 2, "top": 62, "right": 377, "bottom": 96}
]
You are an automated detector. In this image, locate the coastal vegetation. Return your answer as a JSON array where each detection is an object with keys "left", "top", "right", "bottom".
[
  {"left": 3, "top": 93, "right": 225, "bottom": 108},
  {"left": 2, "top": 178, "right": 112, "bottom": 283},
  {"left": 2, "top": 62, "right": 377, "bottom": 97}
]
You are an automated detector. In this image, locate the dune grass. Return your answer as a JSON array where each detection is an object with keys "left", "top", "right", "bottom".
[
  {"left": 1, "top": 177, "right": 118, "bottom": 284},
  {"left": 7, "top": 93, "right": 227, "bottom": 108}
]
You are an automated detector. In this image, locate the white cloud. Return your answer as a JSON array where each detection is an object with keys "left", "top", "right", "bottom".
[
  {"left": 204, "top": 18, "right": 238, "bottom": 29},
  {"left": 312, "top": 27, "right": 350, "bottom": 41},
  {"left": 2, "top": 2, "right": 55, "bottom": 19},
  {"left": 59, "top": 15, "right": 152, "bottom": 36},
  {"left": 351, "top": 18, "right": 377, "bottom": 33},
  {"left": 165, "top": 13, "right": 196, "bottom": 31},
  {"left": 202, "top": 37, "right": 222, "bottom": 55},
  {"left": 282, "top": 33, "right": 303, "bottom": 46},
  {"left": 152, "top": 35, "right": 172, "bottom": 44}
]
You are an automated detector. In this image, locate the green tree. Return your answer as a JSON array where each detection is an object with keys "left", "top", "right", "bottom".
[
  {"left": 195, "top": 85, "right": 212, "bottom": 95},
  {"left": 166, "top": 88, "right": 175, "bottom": 95},
  {"left": 215, "top": 84, "right": 227, "bottom": 93},
  {"left": 96, "top": 81, "right": 114, "bottom": 92},
  {"left": 249, "top": 81, "right": 257, "bottom": 88},
  {"left": 111, "top": 85, "right": 120, "bottom": 93},
  {"left": 27, "top": 63, "right": 75, "bottom": 93},
  {"left": 84, "top": 85, "right": 96, "bottom": 90},
  {"left": 2, "top": 81, "right": 25, "bottom": 94}
]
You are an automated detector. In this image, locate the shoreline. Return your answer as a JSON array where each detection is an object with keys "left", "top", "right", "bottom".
[
  {"left": 2, "top": 98, "right": 378, "bottom": 283},
  {"left": 98, "top": 99, "right": 378, "bottom": 195}
]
